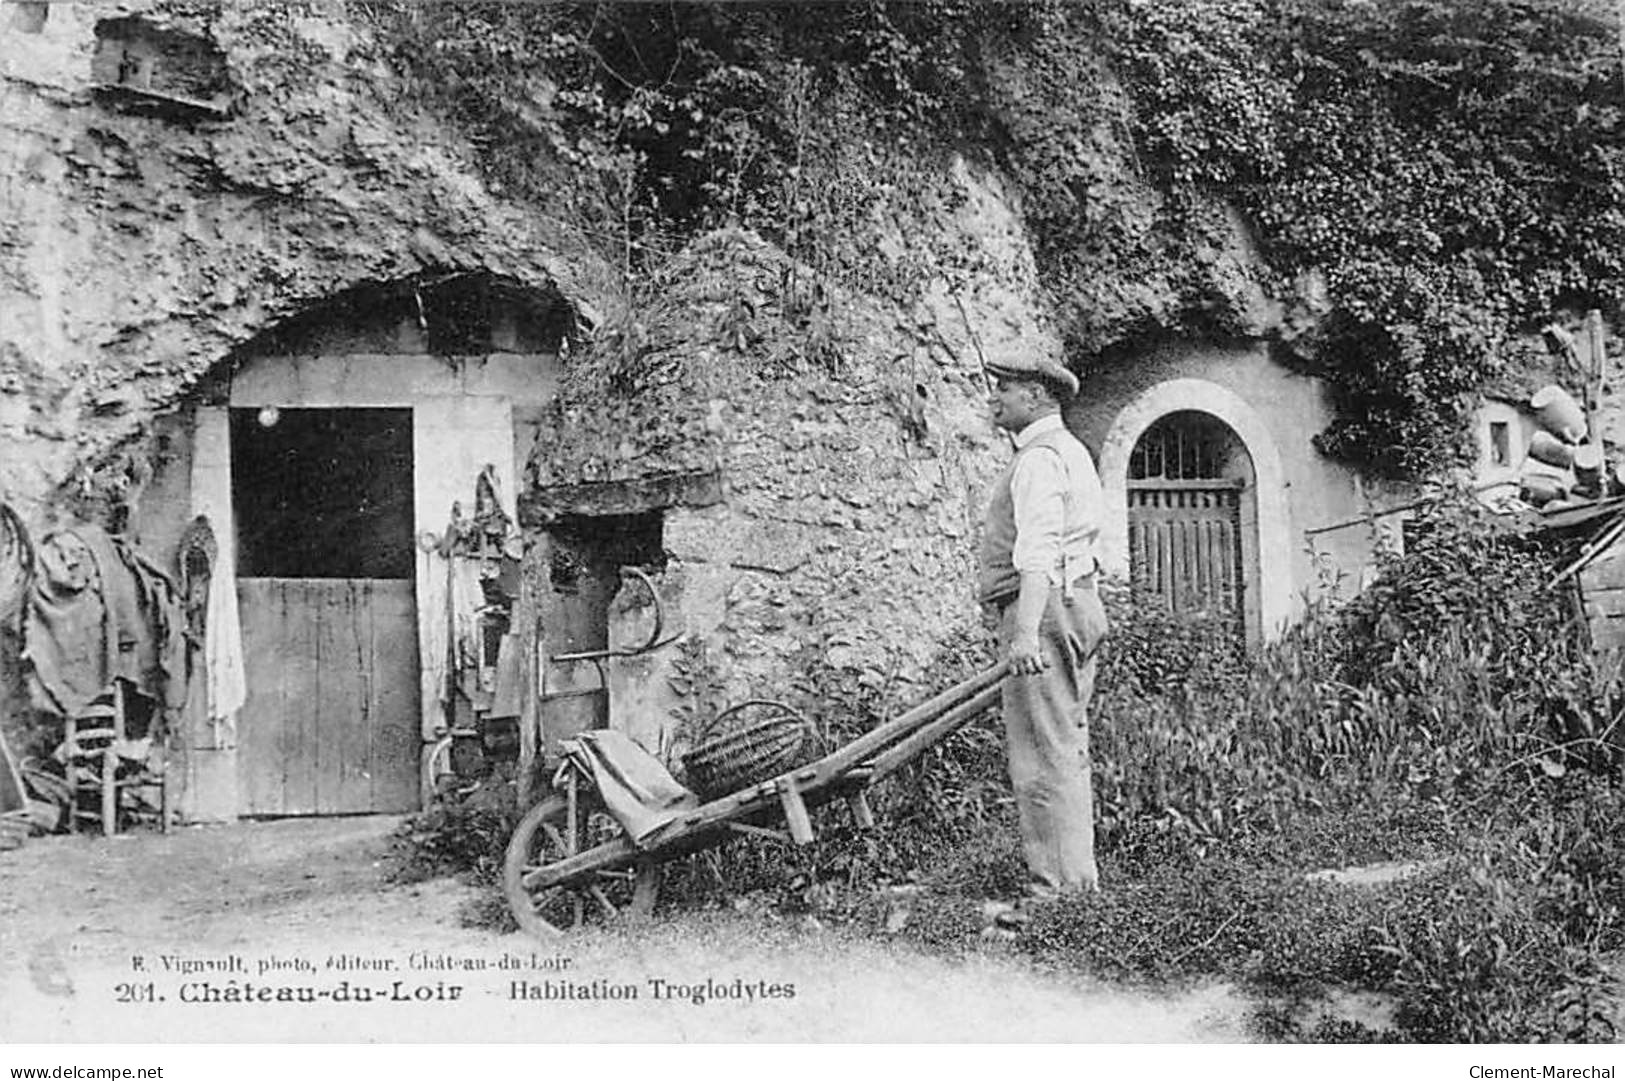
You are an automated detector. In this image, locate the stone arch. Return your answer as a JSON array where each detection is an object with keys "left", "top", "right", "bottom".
[{"left": 1097, "top": 377, "right": 1293, "bottom": 641}]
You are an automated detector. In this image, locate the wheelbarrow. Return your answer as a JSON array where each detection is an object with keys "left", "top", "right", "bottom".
[{"left": 503, "top": 660, "right": 1010, "bottom": 937}]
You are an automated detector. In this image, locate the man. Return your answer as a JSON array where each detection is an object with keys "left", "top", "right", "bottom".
[{"left": 977, "top": 356, "right": 1107, "bottom": 897}]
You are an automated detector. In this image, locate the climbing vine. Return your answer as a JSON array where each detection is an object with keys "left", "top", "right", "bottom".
[
  {"left": 363, "top": 0, "right": 1624, "bottom": 477},
  {"left": 1240, "top": 0, "right": 1625, "bottom": 474}
]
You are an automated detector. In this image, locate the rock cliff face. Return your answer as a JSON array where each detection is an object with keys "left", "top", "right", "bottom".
[
  {"left": 0, "top": 0, "right": 613, "bottom": 523},
  {"left": 1, "top": 1, "right": 1252, "bottom": 772},
  {"left": 2, "top": 3, "right": 1079, "bottom": 744}
]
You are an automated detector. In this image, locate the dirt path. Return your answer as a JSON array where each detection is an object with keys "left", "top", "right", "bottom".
[{"left": 0, "top": 817, "right": 1252, "bottom": 1042}]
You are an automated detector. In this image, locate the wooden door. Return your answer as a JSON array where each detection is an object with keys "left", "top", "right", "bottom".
[
  {"left": 230, "top": 407, "right": 420, "bottom": 815},
  {"left": 1127, "top": 481, "right": 1244, "bottom": 616},
  {"left": 237, "top": 579, "right": 420, "bottom": 815}
]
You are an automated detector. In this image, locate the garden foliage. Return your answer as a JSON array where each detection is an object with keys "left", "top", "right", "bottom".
[
  {"left": 398, "top": 487, "right": 1625, "bottom": 1040},
  {"left": 1094, "top": 498, "right": 1623, "bottom": 858},
  {"left": 668, "top": 496, "right": 1625, "bottom": 1041},
  {"left": 1065, "top": 498, "right": 1621, "bottom": 1041}
]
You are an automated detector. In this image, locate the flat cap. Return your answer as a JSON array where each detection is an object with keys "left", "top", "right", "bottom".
[{"left": 986, "top": 356, "right": 1079, "bottom": 398}]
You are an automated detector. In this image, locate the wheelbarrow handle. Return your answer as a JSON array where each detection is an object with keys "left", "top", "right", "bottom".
[{"left": 811, "top": 660, "right": 1010, "bottom": 781}]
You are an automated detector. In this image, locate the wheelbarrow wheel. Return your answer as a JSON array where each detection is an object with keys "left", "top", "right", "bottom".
[{"left": 503, "top": 794, "right": 661, "bottom": 939}]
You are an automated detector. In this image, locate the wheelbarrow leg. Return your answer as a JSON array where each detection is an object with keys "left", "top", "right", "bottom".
[
  {"left": 629, "top": 859, "right": 660, "bottom": 923},
  {"left": 846, "top": 791, "right": 875, "bottom": 830},
  {"left": 778, "top": 779, "right": 815, "bottom": 846}
]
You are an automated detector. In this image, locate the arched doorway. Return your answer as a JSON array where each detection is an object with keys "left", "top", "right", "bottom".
[
  {"left": 1097, "top": 378, "right": 1290, "bottom": 644},
  {"left": 1126, "top": 411, "right": 1255, "bottom": 640}
]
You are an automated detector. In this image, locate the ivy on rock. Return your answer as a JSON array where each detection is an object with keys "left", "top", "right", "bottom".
[{"left": 365, "top": 0, "right": 1624, "bottom": 478}]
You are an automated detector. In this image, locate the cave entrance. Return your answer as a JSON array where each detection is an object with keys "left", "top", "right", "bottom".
[{"left": 168, "top": 273, "right": 569, "bottom": 823}]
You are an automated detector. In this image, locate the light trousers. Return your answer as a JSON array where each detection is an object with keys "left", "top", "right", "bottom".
[{"left": 998, "top": 579, "right": 1106, "bottom": 893}]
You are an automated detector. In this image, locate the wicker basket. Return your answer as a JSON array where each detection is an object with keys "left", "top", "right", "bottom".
[{"left": 682, "top": 700, "right": 812, "bottom": 800}]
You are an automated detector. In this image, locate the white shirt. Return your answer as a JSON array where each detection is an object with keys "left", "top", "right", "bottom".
[{"left": 1010, "top": 414, "right": 1103, "bottom": 584}]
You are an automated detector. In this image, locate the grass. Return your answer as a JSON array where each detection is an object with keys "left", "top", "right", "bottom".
[{"left": 403, "top": 756, "right": 1621, "bottom": 1041}]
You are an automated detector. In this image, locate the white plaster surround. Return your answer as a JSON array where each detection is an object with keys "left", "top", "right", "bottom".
[
  {"left": 1097, "top": 377, "right": 1294, "bottom": 640},
  {"left": 186, "top": 350, "right": 550, "bottom": 819}
]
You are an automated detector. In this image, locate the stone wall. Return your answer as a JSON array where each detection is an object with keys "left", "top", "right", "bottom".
[{"left": 528, "top": 162, "right": 1063, "bottom": 754}]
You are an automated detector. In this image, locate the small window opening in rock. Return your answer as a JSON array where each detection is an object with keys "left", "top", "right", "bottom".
[
  {"left": 546, "top": 512, "right": 666, "bottom": 596},
  {"left": 8, "top": 2, "right": 48, "bottom": 33},
  {"left": 1489, "top": 420, "right": 1511, "bottom": 466},
  {"left": 230, "top": 407, "right": 414, "bottom": 579},
  {"left": 91, "top": 17, "right": 231, "bottom": 119},
  {"left": 1400, "top": 514, "right": 1430, "bottom": 554},
  {"left": 107, "top": 503, "right": 131, "bottom": 537}
]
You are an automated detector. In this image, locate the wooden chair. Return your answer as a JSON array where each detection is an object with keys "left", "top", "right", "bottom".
[{"left": 61, "top": 680, "right": 169, "bottom": 837}]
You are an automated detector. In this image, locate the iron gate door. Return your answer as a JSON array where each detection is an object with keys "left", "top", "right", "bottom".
[{"left": 1126, "top": 411, "right": 1247, "bottom": 627}]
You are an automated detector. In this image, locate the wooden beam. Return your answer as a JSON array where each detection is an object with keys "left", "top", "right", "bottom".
[
  {"left": 1127, "top": 478, "right": 1245, "bottom": 491},
  {"left": 811, "top": 662, "right": 1009, "bottom": 781},
  {"left": 1550, "top": 514, "right": 1625, "bottom": 588}
]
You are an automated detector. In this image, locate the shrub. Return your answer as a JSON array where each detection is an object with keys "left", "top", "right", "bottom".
[
  {"left": 386, "top": 779, "right": 516, "bottom": 887},
  {"left": 1089, "top": 496, "right": 1611, "bottom": 862},
  {"left": 1041, "top": 495, "right": 1623, "bottom": 1041},
  {"left": 392, "top": 491, "right": 1625, "bottom": 1044}
]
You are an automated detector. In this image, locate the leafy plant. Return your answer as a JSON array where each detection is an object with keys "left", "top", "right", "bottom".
[{"left": 387, "top": 780, "right": 516, "bottom": 887}]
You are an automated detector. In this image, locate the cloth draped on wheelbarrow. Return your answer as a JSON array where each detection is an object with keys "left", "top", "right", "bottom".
[{"left": 555, "top": 730, "right": 698, "bottom": 848}]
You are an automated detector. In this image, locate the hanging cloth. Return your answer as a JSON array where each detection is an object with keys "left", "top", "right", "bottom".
[
  {"left": 204, "top": 561, "right": 246, "bottom": 736},
  {"left": 119, "top": 544, "right": 187, "bottom": 712},
  {"left": 556, "top": 730, "right": 697, "bottom": 848},
  {"left": 0, "top": 502, "right": 33, "bottom": 631},
  {"left": 179, "top": 515, "right": 244, "bottom": 748},
  {"left": 0, "top": 504, "right": 31, "bottom": 815},
  {"left": 25, "top": 526, "right": 125, "bottom": 718}
]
